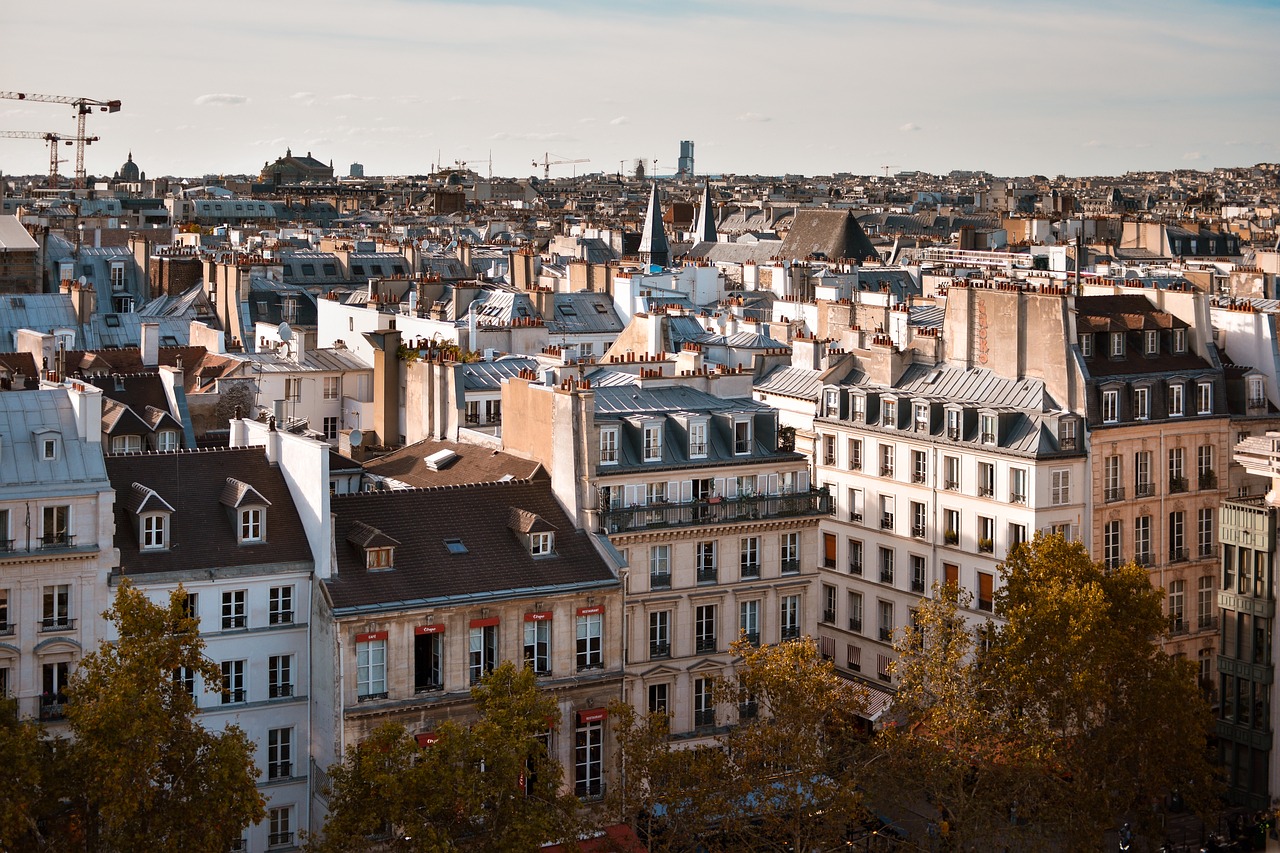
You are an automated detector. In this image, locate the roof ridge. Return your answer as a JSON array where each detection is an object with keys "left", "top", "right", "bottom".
[{"left": 332, "top": 476, "right": 535, "bottom": 499}]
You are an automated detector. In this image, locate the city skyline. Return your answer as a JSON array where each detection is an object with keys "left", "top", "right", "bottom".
[{"left": 3, "top": 0, "right": 1279, "bottom": 179}]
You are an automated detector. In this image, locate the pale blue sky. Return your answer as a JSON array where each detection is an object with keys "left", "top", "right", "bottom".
[{"left": 2, "top": 0, "right": 1278, "bottom": 179}]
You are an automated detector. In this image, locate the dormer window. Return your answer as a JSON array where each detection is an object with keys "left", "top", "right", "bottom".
[
  {"left": 1102, "top": 389, "right": 1119, "bottom": 424},
  {"left": 1169, "top": 382, "right": 1184, "bottom": 417},
  {"left": 688, "top": 420, "right": 708, "bottom": 459},
  {"left": 914, "top": 403, "right": 929, "bottom": 433},
  {"left": 240, "top": 508, "right": 264, "bottom": 543},
  {"left": 1197, "top": 381, "right": 1213, "bottom": 415},
  {"left": 882, "top": 399, "right": 898, "bottom": 428},
  {"left": 156, "top": 430, "right": 179, "bottom": 452},
  {"left": 510, "top": 508, "right": 557, "bottom": 558},
  {"left": 1110, "top": 333, "right": 1125, "bottom": 357},
  {"left": 41, "top": 436, "right": 58, "bottom": 461},
  {"left": 129, "top": 484, "right": 175, "bottom": 552},
  {"left": 221, "top": 478, "right": 271, "bottom": 545},
  {"left": 1080, "top": 334, "right": 1093, "bottom": 357},
  {"left": 733, "top": 418, "right": 752, "bottom": 455},
  {"left": 1058, "top": 417, "right": 1077, "bottom": 450},
  {"left": 1173, "top": 329, "right": 1187, "bottom": 354},
  {"left": 112, "top": 435, "right": 142, "bottom": 454},
  {"left": 979, "top": 414, "right": 996, "bottom": 445},
  {"left": 1134, "top": 386, "right": 1150, "bottom": 420},
  {"left": 1144, "top": 330, "right": 1159, "bottom": 356},
  {"left": 823, "top": 389, "right": 839, "bottom": 418},
  {"left": 347, "top": 521, "right": 400, "bottom": 570},
  {"left": 643, "top": 423, "right": 662, "bottom": 462},
  {"left": 945, "top": 409, "right": 960, "bottom": 440},
  {"left": 142, "top": 513, "right": 168, "bottom": 550},
  {"left": 599, "top": 427, "right": 618, "bottom": 465},
  {"left": 531, "top": 532, "right": 554, "bottom": 557},
  {"left": 851, "top": 395, "right": 866, "bottom": 422},
  {"left": 366, "top": 547, "right": 394, "bottom": 570}
]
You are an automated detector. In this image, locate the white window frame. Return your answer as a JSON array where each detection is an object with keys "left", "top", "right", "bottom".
[
  {"left": 1197, "top": 381, "right": 1213, "bottom": 414},
  {"left": 524, "top": 618, "right": 552, "bottom": 675},
  {"left": 599, "top": 427, "right": 618, "bottom": 465},
  {"left": 268, "top": 727, "right": 293, "bottom": 781},
  {"left": 221, "top": 659, "right": 246, "bottom": 704},
  {"left": 1134, "top": 386, "right": 1149, "bottom": 420},
  {"left": 1050, "top": 469, "right": 1071, "bottom": 506},
  {"left": 357, "top": 637, "right": 387, "bottom": 698},
  {"left": 239, "top": 507, "right": 264, "bottom": 543},
  {"left": 576, "top": 611, "right": 603, "bottom": 670},
  {"left": 642, "top": 423, "right": 662, "bottom": 462},
  {"left": 141, "top": 512, "right": 167, "bottom": 551},
  {"left": 733, "top": 418, "right": 753, "bottom": 455},
  {"left": 323, "top": 376, "right": 340, "bottom": 400},
  {"left": 1102, "top": 389, "right": 1119, "bottom": 424},
  {"left": 1169, "top": 382, "right": 1184, "bottom": 417},
  {"left": 156, "top": 430, "right": 179, "bottom": 451},
  {"left": 688, "top": 420, "right": 708, "bottom": 459},
  {"left": 1110, "top": 332, "right": 1125, "bottom": 357},
  {"left": 531, "top": 531, "right": 553, "bottom": 557}
]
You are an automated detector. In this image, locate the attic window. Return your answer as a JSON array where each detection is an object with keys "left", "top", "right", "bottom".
[
  {"left": 141, "top": 513, "right": 168, "bottom": 551},
  {"left": 594, "top": 304, "right": 608, "bottom": 314},
  {"left": 161, "top": 336, "right": 179, "bottom": 346},
  {"left": 104, "top": 314, "right": 121, "bottom": 328},
  {"left": 42, "top": 437, "right": 58, "bottom": 460},
  {"left": 560, "top": 305, "right": 577, "bottom": 316},
  {"left": 352, "top": 265, "right": 365, "bottom": 275},
  {"left": 366, "top": 547, "right": 394, "bottom": 570},
  {"left": 531, "top": 531, "right": 554, "bottom": 557},
  {"left": 445, "top": 538, "right": 468, "bottom": 555}
]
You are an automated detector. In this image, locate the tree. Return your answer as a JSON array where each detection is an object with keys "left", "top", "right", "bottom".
[
  {"left": 883, "top": 534, "right": 1220, "bottom": 850},
  {"left": 311, "top": 661, "right": 581, "bottom": 853},
  {"left": 610, "top": 638, "right": 868, "bottom": 852},
  {"left": 59, "top": 580, "right": 265, "bottom": 850},
  {"left": 0, "top": 698, "right": 58, "bottom": 850}
]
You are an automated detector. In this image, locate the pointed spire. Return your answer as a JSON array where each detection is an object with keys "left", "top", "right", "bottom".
[
  {"left": 638, "top": 182, "right": 669, "bottom": 267},
  {"left": 693, "top": 182, "right": 716, "bottom": 243}
]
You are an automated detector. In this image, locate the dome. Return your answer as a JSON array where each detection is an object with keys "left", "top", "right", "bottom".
[{"left": 119, "top": 152, "right": 140, "bottom": 182}]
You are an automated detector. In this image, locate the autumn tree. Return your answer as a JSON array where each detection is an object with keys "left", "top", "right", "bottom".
[
  {"left": 57, "top": 580, "right": 265, "bottom": 851},
  {"left": 311, "top": 661, "right": 581, "bottom": 853},
  {"left": 610, "top": 637, "right": 867, "bottom": 852},
  {"left": 882, "top": 534, "right": 1219, "bottom": 850},
  {"left": 0, "top": 698, "right": 59, "bottom": 851}
]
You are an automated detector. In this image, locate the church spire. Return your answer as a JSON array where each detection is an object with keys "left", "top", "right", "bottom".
[
  {"left": 638, "top": 181, "right": 669, "bottom": 268},
  {"left": 692, "top": 181, "right": 716, "bottom": 243}
]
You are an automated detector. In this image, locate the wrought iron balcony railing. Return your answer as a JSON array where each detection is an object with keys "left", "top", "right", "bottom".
[{"left": 600, "top": 488, "right": 833, "bottom": 534}]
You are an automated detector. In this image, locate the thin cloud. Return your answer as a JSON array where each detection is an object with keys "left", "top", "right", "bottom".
[
  {"left": 193, "top": 93, "right": 249, "bottom": 107},
  {"left": 490, "top": 131, "right": 572, "bottom": 142},
  {"left": 290, "top": 92, "right": 317, "bottom": 106},
  {"left": 899, "top": 122, "right": 922, "bottom": 132},
  {"left": 737, "top": 112, "right": 772, "bottom": 123},
  {"left": 609, "top": 116, "right": 630, "bottom": 126},
  {"left": 1183, "top": 151, "right": 1203, "bottom": 161}
]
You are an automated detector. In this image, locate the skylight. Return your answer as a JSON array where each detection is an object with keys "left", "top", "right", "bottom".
[{"left": 444, "top": 538, "right": 468, "bottom": 555}]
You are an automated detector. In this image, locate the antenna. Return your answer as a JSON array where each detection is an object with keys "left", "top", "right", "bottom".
[{"left": 277, "top": 322, "right": 294, "bottom": 342}]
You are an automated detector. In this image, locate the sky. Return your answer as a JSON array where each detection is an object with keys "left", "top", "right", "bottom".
[{"left": 3, "top": 0, "right": 1279, "bottom": 180}]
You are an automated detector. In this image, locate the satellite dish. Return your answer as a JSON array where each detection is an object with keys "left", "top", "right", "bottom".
[
  {"left": 349, "top": 429, "right": 363, "bottom": 447},
  {"left": 78, "top": 275, "right": 87, "bottom": 286},
  {"left": 277, "top": 322, "right": 293, "bottom": 342}
]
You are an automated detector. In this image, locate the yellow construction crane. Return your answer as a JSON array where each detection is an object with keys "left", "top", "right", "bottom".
[
  {"left": 0, "top": 130, "right": 99, "bottom": 188},
  {"left": 0, "top": 91, "right": 121, "bottom": 187},
  {"left": 533, "top": 152, "right": 589, "bottom": 180}
]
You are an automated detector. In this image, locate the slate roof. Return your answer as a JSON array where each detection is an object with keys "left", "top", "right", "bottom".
[
  {"left": 363, "top": 438, "right": 542, "bottom": 488},
  {"left": 544, "top": 292, "right": 625, "bottom": 335},
  {"left": 0, "top": 387, "right": 109, "bottom": 488},
  {"left": 326, "top": 474, "right": 616, "bottom": 612},
  {"left": 1074, "top": 295, "right": 1212, "bottom": 378},
  {"left": 457, "top": 357, "right": 538, "bottom": 392},
  {"left": 0, "top": 215, "right": 38, "bottom": 251},
  {"left": 755, "top": 365, "right": 825, "bottom": 401},
  {"left": 105, "top": 447, "right": 313, "bottom": 575},
  {"left": 778, "top": 210, "right": 878, "bottom": 263}
]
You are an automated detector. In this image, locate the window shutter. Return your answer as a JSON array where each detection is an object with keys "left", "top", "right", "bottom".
[
  {"left": 680, "top": 480, "right": 693, "bottom": 502},
  {"left": 797, "top": 470, "right": 810, "bottom": 492}
]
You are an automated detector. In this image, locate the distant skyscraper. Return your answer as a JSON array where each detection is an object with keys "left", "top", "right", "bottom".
[
  {"left": 677, "top": 140, "right": 694, "bottom": 179},
  {"left": 349, "top": 162, "right": 364, "bottom": 178}
]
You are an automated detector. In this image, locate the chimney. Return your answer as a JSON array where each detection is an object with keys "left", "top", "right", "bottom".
[
  {"left": 141, "top": 322, "right": 160, "bottom": 367},
  {"left": 71, "top": 282, "right": 96, "bottom": 326},
  {"left": 364, "top": 328, "right": 403, "bottom": 448}
]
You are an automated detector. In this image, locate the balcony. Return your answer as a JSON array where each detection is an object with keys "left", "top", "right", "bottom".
[
  {"left": 849, "top": 617, "right": 862, "bottom": 633},
  {"left": 601, "top": 488, "right": 833, "bottom": 534},
  {"left": 694, "top": 708, "right": 716, "bottom": 728},
  {"left": 40, "top": 617, "right": 76, "bottom": 633},
  {"left": 39, "top": 533, "right": 76, "bottom": 551},
  {"left": 650, "top": 572, "right": 671, "bottom": 590},
  {"left": 268, "top": 832, "right": 294, "bottom": 848},
  {"left": 222, "top": 615, "right": 247, "bottom": 630},
  {"left": 1248, "top": 395, "right": 1267, "bottom": 411},
  {"left": 848, "top": 560, "right": 862, "bottom": 576},
  {"left": 577, "top": 781, "right": 607, "bottom": 803},
  {"left": 978, "top": 485, "right": 994, "bottom": 498},
  {"left": 1199, "top": 544, "right": 1218, "bottom": 560},
  {"left": 650, "top": 642, "right": 671, "bottom": 659},
  {"left": 268, "top": 683, "right": 294, "bottom": 699},
  {"left": 268, "top": 610, "right": 294, "bottom": 626},
  {"left": 1135, "top": 482, "right": 1155, "bottom": 498},
  {"left": 741, "top": 631, "right": 760, "bottom": 647},
  {"left": 880, "top": 514, "right": 894, "bottom": 530},
  {"left": 1104, "top": 486, "right": 1125, "bottom": 503},
  {"left": 414, "top": 681, "right": 444, "bottom": 694},
  {"left": 1169, "top": 618, "right": 1189, "bottom": 636},
  {"left": 0, "top": 621, "right": 13, "bottom": 636},
  {"left": 880, "top": 465, "right": 894, "bottom": 478},
  {"left": 911, "top": 524, "right": 926, "bottom": 539},
  {"left": 912, "top": 472, "right": 927, "bottom": 484},
  {"left": 1199, "top": 471, "right": 1217, "bottom": 491},
  {"left": 696, "top": 566, "right": 717, "bottom": 584},
  {"left": 738, "top": 700, "right": 759, "bottom": 720},
  {"left": 781, "top": 559, "right": 800, "bottom": 575},
  {"left": 740, "top": 562, "right": 761, "bottom": 579},
  {"left": 944, "top": 479, "right": 959, "bottom": 491},
  {"left": 1198, "top": 615, "right": 1220, "bottom": 632},
  {"left": 878, "top": 627, "right": 893, "bottom": 642},
  {"left": 978, "top": 538, "right": 994, "bottom": 554},
  {"left": 0, "top": 538, "right": 14, "bottom": 553},
  {"left": 39, "top": 694, "right": 68, "bottom": 721},
  {"left": 944, "top": 530, "right": 959, "bottom": 546},
  {"left": 268, "top": 762, "right": 292, "bottom": 781},
  {"left": 1169, "top": 548, "right": 1189, "bottom": 563},
  {"left": 1169, "top": 477, "right": 1189, "bottom": 495},
  {"left": 1061, "top": 436, "right": 1078, "bottom": 450},
  {"left": 822, "top": 609, "right": 836, "bottom": 624},
  {"left": 977, "top": 597, "right": 993, "bottom": 613},
  {"left": 695, "top": 637, "right": 717, "bottom": 654},
  {"left": 880, "top": 568, "right": 894, "bottom": 584},
  {"left": 780, "top": 626, "right": 800, "bottom": 641},
  {"left": 1135, "top": 553, "right": 1153, "bottom": 568},
  {"left": 688, "top": 442, "right": 707, "bottom": 457},
  {"left": 1010, "top": 492, "right": 1027, "bottom": 505},
  {"left": 849, "top": 511, "right": 863, "bottom": 523},
  {"left": 912, "top": 577, "right": 926, "bottom": 594}
]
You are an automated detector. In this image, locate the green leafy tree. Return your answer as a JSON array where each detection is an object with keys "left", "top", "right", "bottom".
[
  {"left": 59, "top": 580, "right": 265, "bottom": 850},
  {"left": 883, "top": 534, "right": 1220, "bottom": 850},
  {"left": 0, "top": 698, "right": 59, "bottom": 850},
  {"left": 311, "top": 661, "right": 581, "bottom": 853}
]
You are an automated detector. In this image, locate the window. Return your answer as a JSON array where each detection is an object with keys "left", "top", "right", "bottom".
[
  {"left": 821, "top": 434, "right": 837, "bottom": 467},
  {"left": 269, "top": 586, "right": 293, "bottom": 625},
  {"left": 1144, "top": 329, "right": 1159, "bottom": 356},
  {"left": 142, "top": 513, "right": 167, "bottom": 550},
  {"left": 523, "top": 616, "right": 552, "bottom": 675},
  {"left": 1197, "top": 381, "right": 1213, "bottom": 414},
  {"left": 696, "top": 541, "right": 717, "bottom": 583},
  {"left": 323, "top": 416, "right": 339, "bottom": 441},
  {"left": 1135, "top": 515, "right": 1152, "bottom": 565},
  {"left": 848, "top": 538, "right": 863, "bottom": 575},
  {"left": 847, "top": 487, "right": 864, "bottom": 523},
  {"left": 268, "top": 805, "right": 293, "bottom": 848},
  {"left": 1169, "top": 580, "right": 1186, "bottom": 632},
  {"left": 780, "top": 595, "right": 800, "bottom": 640},
  {"left": 1169, "top": 382, "right": 1184, "bottom": 417},
  {"left": 1080, "top": 334, "right": 1093, "bottom": 357},
  {"left": 740, "top": 536, "right": 760, "bottom": 579},
  {"left": 977, "top": 462, "right": 994, "bottom": 498},
  {"left": 649, "top": 610, "right": 671, "bottom": 658},
  {"left": 221, "top": 659, "right": 246, "bottom": 704},
  {"left": 42, "top": 584, "right": 70, "bottom": 630},
  {"left": 1198, "top": 507, "right": 1214, "bottom": 558},
  {"left": 911, "top": 449, "right": 927, "bottom": 484},
  {"left": 878, "top": 600, "right": 894, "bottom": 642},
  {"left": 781, "top": 532, "right": 799, "bottom": 573},
  {"left": 978, "top": 516, "right": 994, "bottom": 553},
  {"left": 822, "top": 532, "right": 837, "bottom": 569},
  {"left": 42, "top": 662, "right": 69, "bottom": 719},
  {"left": 650, "top": 545, "right": 671, "bottom": 588},
  {"left": 1051, "top": 469, "right": 1071, "bottom": 505},
  {"left": 879, "top": 443, "right": 895, "bottom": 478},
  {"left": 1102, "top": 389, "right": 1119, "bottom": 424},
  {"left": 1134, "top": 386, "right": 1149, "bottom": 420},
  {"left": 42, "top": 438, "right": 57, "bottom": 461},
  {"left": 823, "top": 389, "right": 839, "bottom": 417},
  {"left": 848, "top": 438, "right": 862, "bottom": 470},
  {"left": 879, "top": 546, "right": 895, "bottom": 584},
  {"left": 268, "top": 727, "right": 293, "bottom": 780},
  {"left": 821, "top": 584, "right": 836, "bottom": 624},
  {"left": 852, "top": 395, "right": 866, "bottom": 422},
  {"left": 1168, "top": 511, "right": 1186, "bottom": 562},
  {"left": 980, "top": 413, "right": 996, "bottom": 445},
  {"left": 946, "top": 408, "right": 961, "bottom": 439},
  {"left": 323, "top": 376, "right": 340, "bottom": 400},
  {"left": 1110, "top": 332, "right": 1125, "bottom": 357},
  {"left": 1198, "top": 576, "right": 1215, "bottom": 629},
  {"left": 688, "top": 421, "right": 707, "bottom": 458},
  {"left": 158, "top": 429, "right": 181, "bottom": 451},
  {"left": 648, "top": 683, "right": 669, "bottom": 715},
  {"left": 1169, "top": 447, "right": 1186, "bottom": 492},
  {"left": 1198, "top": 445, "right": 1215, "bottom": 489},
  {"left": 740, "top": 599, "right": 760, "bottom": 645},
  {"left": 914, "top": 403, "right": 930, "bottom": 432},
  {"left": 269, "top": 654, "right": 293, "bottom": 698},
  {"left": 112, "top": 434, "right": 142, "bottom": 454},
  {"left": 911, "top": 555, "right": 926, "bottom": 593},
  {"left": 911, "top": 501, "right": 927, "bottom": 538},
  {"left": 880, "top": 495, "right": 895, "bottom": 531},
  {"left": 943, "top": 455, "right": 959, "bottom": 490},
  {"left": 977, "top": 571, "right": 994, "bottom": 612},
  {"left": 883, "top": 399, "right": 898, "bottom": 428},
  {"left": 531, "top": 532, "right": 554, "bottom": 557},
  {"left": 693, "top": 678, "right": 715, "bottom": 728},
  {"left": 1104, "top": 455, "right": 1123, "bottom": 502},
  {"left": 1173, "top": 328, "right": 1187, "bottom": 353},
  {"left": 415, "top": 628, "right": 444, "bottom": 692},
  {"left": 1249, "top": 376, "right": 1266, "bottom": 408},
  {"left": 576, "top": 610, "right": 603, "bottom": 670},
  {"left": 1008, "top": 467, "right": 1027, "bottom": 505},
  {"left": 466, "top": 401, "right": 480, "bottom": 425},
  {"left": 643, "top": 424, "right": 662, "bottom": 461},
  {"left": 469, "top": 623, "right": 497, "bottom": 684},
  {"left": 1009, "top": 522, "right": 1027, "bottom": 549},
  {"left": 357, "top": 634, "right": 387, "bottom": 698},
  {"left": 599, "top": 428, "right": 617, "bottom": 464},
  {"left": 1104, "top": 520, "right": 1122, "bottom": 570},
  {"left": 943, "top": 508, "right": 960, "bottom": 545},
  {"left": 240, "top": 508, "right": 263, "bottom": 543},
  {"left": 41, "top": 505, "right": 70, "bottom": 547},
  {"left": 221, "top": 590, "right": 246, "bottom": 630},
  {"left": 849, "top": 591, "right": 864, "bottom": 633},
  {"left": 695, "top": 604, "right": 717, "bottom": 653},
  {"left": 284, "top": 378, "right": 301, "bottom": 402},
  {"left": 1135, "top": 451, "right": 1153, "bottom": 497},
  {"left": 0, "top": 588, "right": 10, "bottom": 633}
]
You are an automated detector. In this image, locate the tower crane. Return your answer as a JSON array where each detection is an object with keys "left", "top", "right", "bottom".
[
  {"left": 533, "top": 152, "right": 589, "bottom": 180},
  {"left": 0, "top": 91, "right": 121, "bottom": 187},
  {"left": 0, "top": 130, "right": 99, "bottom": 188}
]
